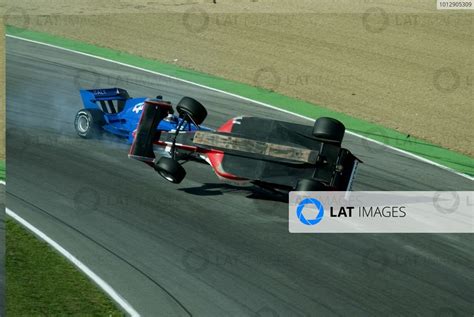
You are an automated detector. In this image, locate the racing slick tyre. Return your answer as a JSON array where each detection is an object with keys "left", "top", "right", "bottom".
[
  {"left": 154, "top": 157, "right": 186, "bottom": 184},
  {"left": 295, "top": 179, "right": 328, "bottom": 191},
  {"left": 312, "top": 117, "right": 345, "bottom": 145},
  {"left": 176, "top": 97, "right": 207, "bottom": 125},
  {"left": 74, "top": 109, "right": 105, "bottom": 139}
]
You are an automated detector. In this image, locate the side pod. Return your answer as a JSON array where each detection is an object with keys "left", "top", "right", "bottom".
[{"left": 128, "top": 100, "right": 169, "bottom": 162}]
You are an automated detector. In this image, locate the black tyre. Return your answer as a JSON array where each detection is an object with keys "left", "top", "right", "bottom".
[
  {"left": 176, "top": 97, "right": 207, "bottom": 125},
  {"left": 295, "top": 179, "right": 328, "bottom": 191},
  {"left": 74, "top": 109, "right": 105, "bottom": 139},
  {"left": 154, "top": 157, "right": 186, "bottom": 184},
  {"left": 312, "top": 117, "right": 345, "bottom": 144}
]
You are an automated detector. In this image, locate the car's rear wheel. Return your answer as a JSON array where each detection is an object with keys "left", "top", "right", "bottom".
[
  {"left": 295, "top": 179, "right": 328, "bottom": 191},
  {"left": 154, "top": 157, "right": 186, "bottom": 184},
  {"left": 176, "top": 97, "right": 207, "bottom": 125},
  {"left": 74, "top": 109, "right": 104, "bottom": 138},
  {"left": 312, "top": 117, "right": 345, "bottom": 145}
]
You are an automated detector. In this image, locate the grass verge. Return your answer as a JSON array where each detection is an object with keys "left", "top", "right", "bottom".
[
  {"left": 0, "top": 160, "right": 5, "bottom": 180},
  {"left": 6, "top": 219, "right": 123, "bottom": 316}
]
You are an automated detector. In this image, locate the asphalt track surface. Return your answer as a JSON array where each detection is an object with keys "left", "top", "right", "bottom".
[{"left": 6, "top": 37, "right": 474, "bottom": 316}]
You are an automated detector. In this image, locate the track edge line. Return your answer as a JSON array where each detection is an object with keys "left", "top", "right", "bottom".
[{"left": 4, "top": 200, "right": 140, "bottom": 317}]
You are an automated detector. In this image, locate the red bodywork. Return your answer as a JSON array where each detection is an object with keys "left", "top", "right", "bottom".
[{"left": 154, "top": 118, "right": 247, "bottom": 181}]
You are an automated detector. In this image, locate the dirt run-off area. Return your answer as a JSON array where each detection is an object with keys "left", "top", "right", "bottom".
[{"left": 2, "top": 0, "right": 473, "bottom": 156}]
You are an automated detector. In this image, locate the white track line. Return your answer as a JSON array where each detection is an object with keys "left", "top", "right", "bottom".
[
  {"left": 6, "top": 34, "right": 473, "bottom": 182},
  {"left": 1, "top": 180, "right": 139, "bottom": 316}
]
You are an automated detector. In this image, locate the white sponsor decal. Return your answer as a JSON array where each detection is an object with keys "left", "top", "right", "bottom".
[
  {"left": 289, "top": 191, "right": 473, "bottom": 233},
  {"left": 132, "top": 102, "right": 144, "bottom": 114}
]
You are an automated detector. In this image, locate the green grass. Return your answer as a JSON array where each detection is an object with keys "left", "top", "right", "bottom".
[
  {"left": 0, "top": 160, "right": 5, "bottom": 180},
  {"left": 6, "top": 219, "right": 124, "bottom": 316}
]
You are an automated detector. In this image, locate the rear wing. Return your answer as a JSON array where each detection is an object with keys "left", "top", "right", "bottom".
[
  {"left": 80, "top": 88, "right": 130, "bottom": 105},
  {"left": 80, "top": 88, "right": 130, "bottom": 113},
  {"left": 80, "top": 88, "right": 130, "bottom": 101},
  {"left": 330, "top": 149, "right": 361, "bottom": 191},
  {"left": 129, "top": 100, "right": 173, "bottom": 162}
]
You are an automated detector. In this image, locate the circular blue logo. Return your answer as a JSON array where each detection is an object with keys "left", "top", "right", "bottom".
[{"left": 296, "top": 198, "right": 324, "bottom": 226}]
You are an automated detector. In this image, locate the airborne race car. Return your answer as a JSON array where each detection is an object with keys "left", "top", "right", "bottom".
[
  {"left": 74, "top": 88, "right": 207, "bottom": 142},
  {"left": 129, "top": 97, "right": 361, "bottom": 191}
]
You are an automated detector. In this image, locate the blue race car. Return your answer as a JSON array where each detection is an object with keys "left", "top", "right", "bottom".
[{"left": 74, "top": 88, "right": 209, "bottom": 143}]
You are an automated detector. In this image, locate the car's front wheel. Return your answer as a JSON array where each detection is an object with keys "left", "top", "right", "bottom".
[
  {"left": 74, "top": 109, "right": 104, "bottom": 138},
  {"left": 176, "top": 97, "right": 207, "bottom": 125},
  {"left": 154, "top": 157, "right": 186, "bottom": 184},
  {"left": 312, "top": 117, "right": 345, "bottom": 145}
]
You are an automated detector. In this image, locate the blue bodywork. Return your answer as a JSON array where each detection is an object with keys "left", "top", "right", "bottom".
[{"left": 80, "top": 88, "right": 208, "bottom": 143}]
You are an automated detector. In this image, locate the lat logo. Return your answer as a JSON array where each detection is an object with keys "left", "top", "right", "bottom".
[
  {"left": 132, "top": 103, "right": 144, "bottom": 114},
  {"left": 296, "top": 198, "right": 325, "bottom": 226},
  {"left": 330, "top": 206, "right": 354, "bottom": 218}
]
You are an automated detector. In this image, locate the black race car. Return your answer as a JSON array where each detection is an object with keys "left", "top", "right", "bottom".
[{"left": 129, "top": 97, "right": 361, "bottom": 191}]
